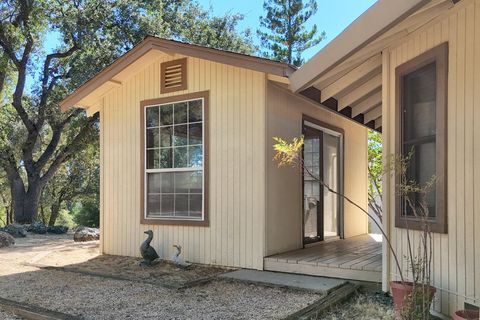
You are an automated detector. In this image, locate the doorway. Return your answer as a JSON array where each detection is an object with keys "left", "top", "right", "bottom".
[{"left": 302, "top": 118, "right": 343, "bottom": 245}]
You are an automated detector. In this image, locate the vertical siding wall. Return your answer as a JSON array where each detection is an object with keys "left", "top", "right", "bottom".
[
  {"left": 385, "top": 0, "right": 480, "bottom": 314},
  {"left": 265, "top": 82, "right": 368, "bottom": 256},
  {"left": 101, "top": 53, "right": 266, "bottom": 269}
]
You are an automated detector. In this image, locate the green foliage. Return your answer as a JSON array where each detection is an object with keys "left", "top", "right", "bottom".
[
  {"left": 0, "top": 207, "right": 5, "bottom": 227},
  {"left": 258, "top": 0, "right": 325, "bottom": 66},
  {"left": 41, "top": 138, "right": 99, "bottom": 226},
  {"left": 368, "top": 130, "right": 382, "bottom": 195},
  {"left": 367, "top": 130, "right": 383, "bottom": 221},
  {"left": 171, "top": 5, "right": 255, "bottom": 54},
  {"left": 74, "top": 201, "right": 99, "bottom": 228},
  {"left": 55, "top": 209, "right": 76, "bottom": 229},
  {"left": 0, "top": 0, "right": 253, "bottom": 223},
  {"left": 272, "top": 136, "right": 304, "bottom": 167}
]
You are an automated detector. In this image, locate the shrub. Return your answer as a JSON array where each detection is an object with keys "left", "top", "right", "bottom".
[{"left": 74, "top": 201, "right": 99, "bottom": 228}]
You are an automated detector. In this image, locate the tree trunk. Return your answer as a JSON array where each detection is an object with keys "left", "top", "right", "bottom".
[
  {"left": 48, "top": 203, "right": 61, "bottom": 227},
  {"left": 6, "top": 205, "right": 13, "bottom": 225},
  {"left": 11, "top": 182, "right": 42, "bottom": 224}
]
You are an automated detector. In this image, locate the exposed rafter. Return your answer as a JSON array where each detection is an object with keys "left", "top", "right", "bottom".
[
  {"left": 351, "top": 91, "right": 382, "bottom": 117},
  {"left": 375, "top": 116, "right": 383, "bottom": 129},
  {"left": 364, "top": 106, "right": 383, "bottom": 124},
  {"left": 318, "top": 55, "right": 382, "bottom": 103},
  {"left": 338, "top": 73, "right": 382, "bottom": 111}
]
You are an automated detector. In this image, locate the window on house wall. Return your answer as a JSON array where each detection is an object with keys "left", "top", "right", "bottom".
[
  {"left": 142, "top": 92, "right": 208, "bottom": 225},
  {"left": 395, "top": 43, "right": 448, "bottom": 233}
]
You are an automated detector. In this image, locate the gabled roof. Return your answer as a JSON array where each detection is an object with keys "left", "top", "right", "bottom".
[{"left": 60, "top": 36, "right": 296, "bottom": 111}]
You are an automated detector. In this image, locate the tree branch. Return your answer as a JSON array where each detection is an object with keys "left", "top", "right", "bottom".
[
  {"left": 40, "top": 112, "right": 99, "bottom": 186},
  {"left": 35, "top": 109, "right": 82, "bottom": 172},
  {"left": 37, "top": 45, "right": 79, "bottom": 126}
]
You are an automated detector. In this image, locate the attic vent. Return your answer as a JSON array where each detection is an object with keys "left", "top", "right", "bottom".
[{"left": 161, "top": 58, "right": 187, "bottom": 93}]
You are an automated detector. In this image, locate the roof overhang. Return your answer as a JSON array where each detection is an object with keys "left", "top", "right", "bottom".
[
  {"left": 290, "top": 0, "right": 431, "bottom": 93},
  {"left": 290, "top": 0, "right": 455, "bottom": 132},
  {"left": 60, "top": 36, "right": 296, "bottom": 111}
]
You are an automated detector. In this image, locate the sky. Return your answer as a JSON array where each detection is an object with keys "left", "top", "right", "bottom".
[
  {"left": 197, "top": 0, "right": 378, "bottom": 59},
  {"left": 36, "top": 1, "right": 377, "bottom": 89},
  {"left": 43, "top": 0, "right": 377, "bottom": 58}
]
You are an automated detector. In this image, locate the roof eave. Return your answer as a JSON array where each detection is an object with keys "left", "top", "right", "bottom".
[
  {"left": 60, "top": 36, "right": 296, "bottom": 111},
  {"left": 289, "top": 0, "right": 431, "bottom": 93}
]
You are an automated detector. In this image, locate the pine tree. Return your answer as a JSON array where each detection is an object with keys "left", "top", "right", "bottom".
[{"left": 258, "top": 0, "right": 325, "bottom": 66}]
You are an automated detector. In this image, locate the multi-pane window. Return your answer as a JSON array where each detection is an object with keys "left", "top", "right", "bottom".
[
  {"left": 395, "top": 43, "right": 448, "bottom": 233},
  {"left": 144, "top": 98, "right": 204, "bottom": 220},
  {"left": 402, "top": 62, "right": 437, "bottom": 217}
]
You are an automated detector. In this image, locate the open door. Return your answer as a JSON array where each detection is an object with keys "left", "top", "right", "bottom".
[{"left": 303, "top": 119, "right": 343, "bottom": 245}]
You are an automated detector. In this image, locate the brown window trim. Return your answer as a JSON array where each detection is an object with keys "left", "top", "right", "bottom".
[
  {"left": 160, "top": 58, "right": 187, "bottom": 94},
  {"left": 140, "top": 91, "right": 209, "bottom": 226},
  {"left": 395, "top": 42, "right": 448, "bottom": 234}
]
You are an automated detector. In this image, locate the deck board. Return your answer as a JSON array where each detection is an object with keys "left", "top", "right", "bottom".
[{"left": 264, "top": 234, "right": 382, "bottom": 282}]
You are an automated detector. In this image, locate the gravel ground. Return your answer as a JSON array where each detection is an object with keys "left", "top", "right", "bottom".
[
  {"left": 0, "top": 308, "right": 21, "bottom": 320},
  {"left": 0, "top": 234, "right": 322, "bottom": 319}
]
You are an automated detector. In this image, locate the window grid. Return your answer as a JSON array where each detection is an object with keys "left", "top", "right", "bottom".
[{"left": 144, "top": 97, "right": 204, "bottom": 221}]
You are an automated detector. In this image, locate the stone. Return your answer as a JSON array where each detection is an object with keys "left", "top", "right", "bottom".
[
  {"left": 27, "top": 221, "right": 47, "bottom": 234},
  {"left": 4, "top": 224, "right": 27, "bottom": 238},
  {"left": 47, "top": 225, "right": 69, "bottom": 234},
  {"left": 74, "top": 226, "right": 99, "bottom": 242},
  {"left": 0, "top": 231, "right": 15, "bottom": 248}
]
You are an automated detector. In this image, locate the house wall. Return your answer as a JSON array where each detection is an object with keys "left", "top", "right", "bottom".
[
  {"left": 265, "top": 82, "right": 369, "bottom": 256},
  {"left": 384, "top": 0, "right": 480, "bottom": 315},
  {"left": 100, "top": 53, "right": 266, "bottom": 269}
]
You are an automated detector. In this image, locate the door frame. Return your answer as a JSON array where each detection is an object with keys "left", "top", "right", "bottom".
[{"left": 301, "top": 115, "right": 345, "bottom": 246}]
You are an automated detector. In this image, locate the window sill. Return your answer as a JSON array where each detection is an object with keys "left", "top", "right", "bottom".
[
  {"left": 140, "top": 216, "right": 209, "bottom": 226},
  {"left": 395, "top": 216, "right": 447, "bottom": 234}
]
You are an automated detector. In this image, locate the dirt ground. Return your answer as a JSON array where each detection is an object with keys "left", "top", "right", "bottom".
[{"left": 0, "top": 234, "right": 322, "bottom": 319}]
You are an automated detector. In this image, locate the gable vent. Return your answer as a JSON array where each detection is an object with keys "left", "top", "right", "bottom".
[{"left": 161, "top": 58, "right": 187, "bottom": 93}]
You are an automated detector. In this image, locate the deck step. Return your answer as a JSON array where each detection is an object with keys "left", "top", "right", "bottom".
[
  {"left": 283, "top": 282, "right": 359, "bottom": 320},
  {"left": 264, "top": 258, "right": 382, "bottom": 282},
  {"left": 219, "top": 269, "right": 346, "bottom": 294}
]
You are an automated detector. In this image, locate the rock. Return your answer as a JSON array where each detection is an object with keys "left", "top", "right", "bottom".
[
  {"left": 0, "top": 231, "right": 15, "bottom": 248},
  {"left": 4, "top": 223, "right": 27, "bottom": 238},
  {"left": 28, "top": 221, "right": 47, "bottom": 234},
  {"left": 74, "top": 226, "right": 99, "bottom": 242},
  {"left": 47, "top": 225, "right": 69, "bottom": 234}
]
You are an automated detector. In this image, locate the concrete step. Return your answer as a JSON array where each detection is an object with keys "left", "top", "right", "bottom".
[{"left": 219, "top": 269, "right": 347, "bottom": 294}]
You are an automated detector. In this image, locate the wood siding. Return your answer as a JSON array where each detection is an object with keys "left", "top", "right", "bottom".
[
  {"left": 265, "top": 82, "right": 369, "bottom": 256},
  {"left": 100, "top": 53, "right": 266, "bottom": 269},
  {"left": 384, "top": 0, "right": 480, "bottom": 314}
]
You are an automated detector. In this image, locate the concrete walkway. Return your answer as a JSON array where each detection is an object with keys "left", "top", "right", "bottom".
[{"left": 219, "top": 269, "right": 346, "bottom": 294}]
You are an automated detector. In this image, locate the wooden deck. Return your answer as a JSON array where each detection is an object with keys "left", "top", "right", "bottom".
[{"left": 264, "top": 234, "right": 382, "bottom": 282}]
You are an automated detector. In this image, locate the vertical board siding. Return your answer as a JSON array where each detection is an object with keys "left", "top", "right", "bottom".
[
  {"left": 386, "top": 0, "right": 480, "bottom": 314},
  {"left": 101, "top": 54, "right": 266, "bottom": 269},
  {"left": 265, "top": 82, "right": 369, "bottom": 256}
]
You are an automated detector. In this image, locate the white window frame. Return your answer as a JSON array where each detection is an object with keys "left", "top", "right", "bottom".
[{"left": 143, "top": 97, "right": 205, "bottom": 221}]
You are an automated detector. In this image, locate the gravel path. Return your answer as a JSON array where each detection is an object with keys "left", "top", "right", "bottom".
[
  {"left": 0, "top": 234, "right": 322, "bottom": 319},
  {"left": 0, "top": 308, "right": 21, "bottom": 320}
]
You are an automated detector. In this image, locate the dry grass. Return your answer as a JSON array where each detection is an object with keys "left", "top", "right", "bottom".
[{"left": 319, "top": 292, "right": 395, "bottom": 320}]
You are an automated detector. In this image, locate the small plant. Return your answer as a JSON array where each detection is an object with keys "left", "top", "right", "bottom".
[
  {"left": 273, "top": 136, "right": 404, "bottom": 282},
  {"left": 389, "top": 150, "right": 436, "bottom": 320},
  {"left": 273, "top": 136, "right": 437, "bottom": 320}
]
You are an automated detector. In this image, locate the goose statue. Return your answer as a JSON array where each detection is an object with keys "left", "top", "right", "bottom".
[
  {"left": 172, "top": 245, "right": 191, "bottom": 268},
  {"left": 140, "top": 230, "right": 159, "bottom": 266}
]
